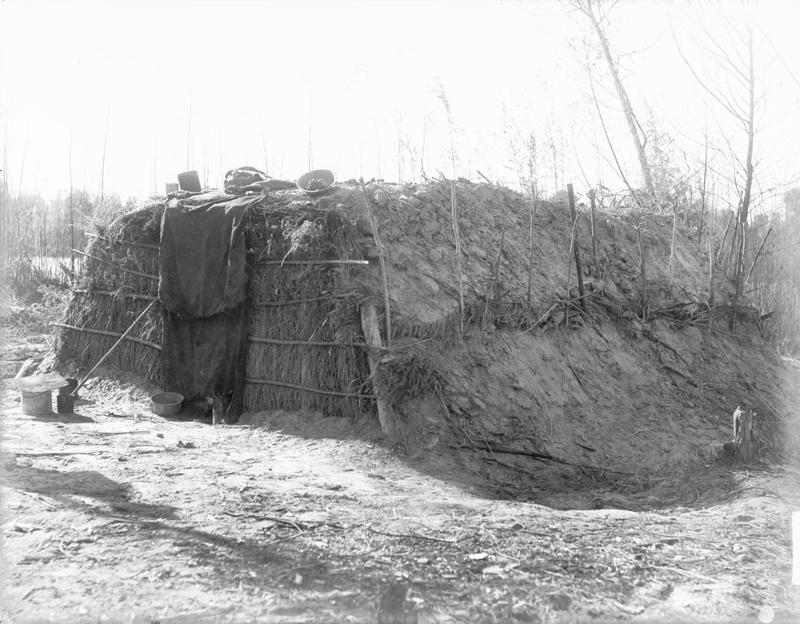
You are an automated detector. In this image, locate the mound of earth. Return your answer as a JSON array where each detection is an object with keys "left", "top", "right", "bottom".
[{"left": 315, "top": 180, "right": 799, "bottom": 479}]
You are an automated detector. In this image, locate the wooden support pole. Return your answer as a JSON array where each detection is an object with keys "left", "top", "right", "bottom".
[
  {"left": 589, "top": 189, "right": 599, "bottom": 278},
  {"left": 482, "top": 227, "right": 506, "bottom": 328},
  {"left": 526, "top": 183, "right": 535, "bottom": 305},
  {"left": 708, "top": 233, "right": 716, "bottom": 310},
  {"left": 360, "top": 303, "right": 396, "bottom": 437},
  {"left": 451, "top": 180, "right": 465, "bottom": 335},
  {"left": 668, "top": 204, "right": 678, "bottom": 291},
  {"left": 359, "top": 178, "right": 392, "bottom": 346},
  {"left": 636, "top": 225, "right": 648, "bottom": 321},
  {"left": 567, "top": 184, "right": 586, "bottom": 312}
]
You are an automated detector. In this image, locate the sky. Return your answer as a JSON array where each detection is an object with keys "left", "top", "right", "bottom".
[{"left": 2, "top": 0, "right": 800, "bottom": 210}]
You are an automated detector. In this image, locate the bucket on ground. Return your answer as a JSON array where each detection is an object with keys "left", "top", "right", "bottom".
[
  {"left": 21, "top": 390, "right": 52, "bottom": 415},
  {"left": 56, "top": 394, "right": 75, "bottom": 414},
  {"left": 151, "top": 392, "right": 184, "bottom": 416}
]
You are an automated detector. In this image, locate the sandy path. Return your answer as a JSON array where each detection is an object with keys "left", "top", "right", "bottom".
[{"left": 1, "top": 363, "right": 799, "bottom": 623}]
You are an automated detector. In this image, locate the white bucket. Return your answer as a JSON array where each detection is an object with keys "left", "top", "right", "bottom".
[{"left": 21, "top": 390, "right": 52, "bottom": 415}]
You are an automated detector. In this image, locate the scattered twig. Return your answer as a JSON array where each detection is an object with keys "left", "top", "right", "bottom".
[
  {"left": 14, "top": 451, "right": 102, "bottom": 457},
  {"left": 454, "top": 443, "right": 637, "bottom": 476},
  {"left": 367, "top": 524, "right": 461, "bottom": 543},
  {"left": 222, "top": 510, "right": 308, "bottom": 531}
]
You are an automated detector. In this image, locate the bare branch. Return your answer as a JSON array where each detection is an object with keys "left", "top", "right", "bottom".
[{"left": 671, "top": 21, "right": 748, "bottom": 123}]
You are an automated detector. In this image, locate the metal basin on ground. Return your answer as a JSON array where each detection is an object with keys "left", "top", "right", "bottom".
[{"left": 150, "top": 392, "right": 184, "bottom": 416}]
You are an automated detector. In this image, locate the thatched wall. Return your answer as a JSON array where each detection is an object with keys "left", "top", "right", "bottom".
[
  {"left": 54, "top": 193, "right": 375, "bottom": 418},
  {"left": 56, "top": 203, "right": 164, "bottom": 384},
  {"left": 242, "top": 204, "right": 372, "bottom": 419}
]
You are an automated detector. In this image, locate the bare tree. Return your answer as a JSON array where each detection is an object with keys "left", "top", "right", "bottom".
[
  {"left": 673, "top": 22, "right": 757, "bottom": 306},
  {"left": 570, "top": 0, "right": 655, "bottom": 203}
]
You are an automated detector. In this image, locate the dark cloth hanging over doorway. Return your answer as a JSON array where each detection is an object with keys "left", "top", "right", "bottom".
[
  {"left": 159, "top": 193, "right": 260, "bottom": 318},
  {"left": 161, "top": 304, "right": 249, "bottom": 418},
  {"left": 158, "top": 192, "right": 262, "bottom": 419}
]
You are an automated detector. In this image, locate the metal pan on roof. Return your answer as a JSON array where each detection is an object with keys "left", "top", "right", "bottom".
[{"left": 297, "top": 169, "right": 335, "bottom": 196}]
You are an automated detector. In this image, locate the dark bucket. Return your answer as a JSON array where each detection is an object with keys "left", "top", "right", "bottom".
[
  {"left": 57, "top": 394, "right": 75, "bottom": 414},
  {"left": 177, "top": 170, "right": 202, "bottom": 192}
]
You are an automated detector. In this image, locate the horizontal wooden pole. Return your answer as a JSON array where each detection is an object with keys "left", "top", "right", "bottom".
[
  {"left": 257, "top": 259, "right": 370, "bottom": 266},
  {"left": 248, "top": 336, "right": 369, "bottom": 348},
  {"left": 244, "top": 377, "right": 374, "bottom": 399},
  {"left": 73, "top": 289, "right": 158, "bottom": 302},
  {"left": 253, "top": 293, "right": 351, "bottom": 307},
  {"left": 73, "top": 249, "right": 158, "bottom": 280},
  {"left": 52, "top": 323, "right": 162, "bottom": 351},
  {"left": 86, "top": 232, "right": 160, "bottom": 251}
]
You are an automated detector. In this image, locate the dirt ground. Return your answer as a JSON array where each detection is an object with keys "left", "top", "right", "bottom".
[{"left": 2, "top": 323, "right": 800, "bottom": 624}]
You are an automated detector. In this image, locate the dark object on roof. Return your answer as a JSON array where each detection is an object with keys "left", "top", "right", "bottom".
[
  {"left": 240, "top": 178, "right": 298, "bottom": 193},
  {"left": 298, "top": 169, "right": 335, "bottom": 195},
  {"left": 224, "top": 166, "right": 268, "bottom": 194},
  {"left": 177, "top": 170, "right": 202, "bottom": 193}
]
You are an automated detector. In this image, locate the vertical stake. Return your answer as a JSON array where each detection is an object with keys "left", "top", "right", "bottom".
[{"left": 567, "top": 184, "right": 586, "bottom": 312}]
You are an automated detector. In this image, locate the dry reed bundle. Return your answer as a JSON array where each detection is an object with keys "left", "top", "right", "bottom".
[
  {"left": 392, "top": 311, "right": 463, "bottom": 350},
  {"left": 374, "top": 350, "right": 445, "bottom": 406}
]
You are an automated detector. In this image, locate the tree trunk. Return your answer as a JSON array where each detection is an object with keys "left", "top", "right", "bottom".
[
  {"left": 735, "top": 25, "right": 756, "bottom": 301},
  {"left": 583, "top": 0, "right": 655, "bottom": 203}
]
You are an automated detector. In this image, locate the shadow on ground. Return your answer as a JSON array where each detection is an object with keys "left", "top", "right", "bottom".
[{"left": 3, "top": 460, "right": 177, "bottom": 519}]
